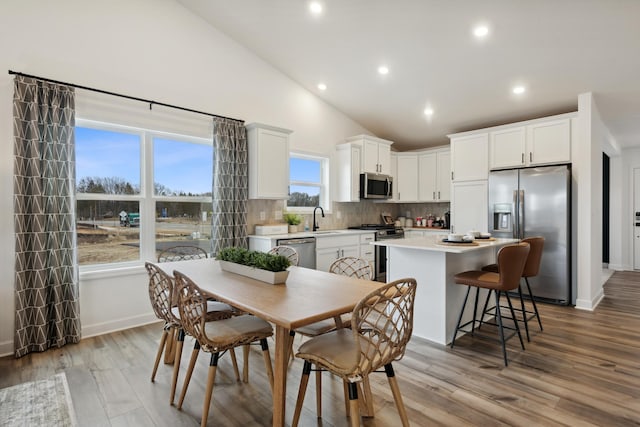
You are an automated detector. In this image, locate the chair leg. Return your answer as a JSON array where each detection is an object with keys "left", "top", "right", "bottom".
[
  {"left": 451, "top": 285, "right": 471, "bottom": 348},
  {"left": 170, "top": 329, "right": 185, "bottom": 405},
  {"left": 347, "top": 382, "right": 360, "bottom": 427},
  {"left": 517, "top": 283, "right": 531, "bottom": 342},
  {"left": 164, "top": 328, "right": 177, "bottom": 364},
  {"left": 343, "top": 380, "right": 350, "bottom": 416},
  {"left": 201, "top": 353, "right": 219, "bottom": 427},
  {"left": 292, "top": 361, "right": 312, "bottom": 427},
  {"left": 242, "top": 344, "right": 250, "bottom": 383},
  {"left": 151, "top": 328, "right": 168, "bottom": 382},
  {"left": 229, "top": 348, "right": 240, "bottom": 381},
  {"left": 471, "top": 287, "right": 481, "bottom": 337},
  {"left": 479, "top": 289, "right": 493, "bottom": 329},
  {"left": 525, "top": 277, "right": 544, "bottom": 331},
  {"left": 494, "top": 291, "right": 509, "bottom": 366},
  {"left": 177, "top": 340, "right": 200, "bottom": 409},
  {"left": 385, "top": 364, "right": 409, "bottom": 427},
  {"left": 360, "top": 375, "right": 375, "bottom": 417},
  {"left": 260, "top": 338, "right": 275, "bottom": 393},
  {"left": 504, "top": 293, "right": 525, "bottom": 350},
  {"left": 315, "top": 367, "right": 322, "bottom": 417}
]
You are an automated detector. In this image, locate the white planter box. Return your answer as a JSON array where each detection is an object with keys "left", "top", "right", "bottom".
[{"left": 218, "top": 260, "right": 289, "bottom": 285}]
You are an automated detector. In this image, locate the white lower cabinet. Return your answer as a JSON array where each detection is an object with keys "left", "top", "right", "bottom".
[
  {"left": 316, "top": 246, "right": 359, "bottom": 272},
  {"left": 451, "top": 180, "right": 488, "bottom": 234},
  {"left": 315, "top": 234, "right": 361, "bottom": 272}
]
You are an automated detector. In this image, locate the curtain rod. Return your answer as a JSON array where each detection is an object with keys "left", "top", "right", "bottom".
[{"left": 8, "top": 70, "right": 244, "bottom": 123}]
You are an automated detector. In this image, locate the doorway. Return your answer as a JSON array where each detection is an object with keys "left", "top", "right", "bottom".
[{"left": 634, "top": 168, "right": 640, "bottom": 269}]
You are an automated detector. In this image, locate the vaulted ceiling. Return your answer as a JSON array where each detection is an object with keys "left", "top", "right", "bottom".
[{"left": 178, "top": 0, "right": 640, "bottom": 151}]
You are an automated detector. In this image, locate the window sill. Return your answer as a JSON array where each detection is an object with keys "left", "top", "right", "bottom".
[{"left": 80, "top": 263, "right": 146, "bottom": 281}]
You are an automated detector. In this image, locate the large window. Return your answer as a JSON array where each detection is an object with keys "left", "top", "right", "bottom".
[
  {"left": 287, "top": 153, "right": 329, "bottom": 211},
  {"left": 76, "top": 120, "right": 212, "bottom": 268}
]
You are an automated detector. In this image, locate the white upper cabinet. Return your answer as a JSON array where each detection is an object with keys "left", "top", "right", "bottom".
[
  {"left": 389, "top": 152, "right": 399, "bottom": 201},
  {"left": 247, "top": 123, "right": 292, "bottom": 199},
  {"left": 418, "top": 148, "right": 451, "bottom": 202},
  {"left": 334, "top": 143, "right": 362, "bottom": 202},
  {"left": 450, "top": 133, "right": 489, "bottom": 182},
  {"left": 437, "top": 150, "right": 451, "bottom": 201},
  {"left": 396, "top": 153, "right": 419, "bottom": 202},
  {"left": 346, "top": 135, "right": 394, "bottom": 175},
  {"left": 489, "top": 117, "right": 572, "bottom": 169},
  {"left": 418, "top": 152, "right": 437, "bottom": 201},
  {"left": 489, "top": 127, "right": 526, "bottom": 169},
  {"left": 526, "top": 118, "right": 571, "bottom": 166}
]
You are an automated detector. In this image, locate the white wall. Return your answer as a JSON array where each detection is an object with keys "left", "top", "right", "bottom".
[
  {"left": 0, "top": 0, "right": 370, "bottom": 355},
  {"left": 574, "top": 93, "right": 616, "bottom": 311}
]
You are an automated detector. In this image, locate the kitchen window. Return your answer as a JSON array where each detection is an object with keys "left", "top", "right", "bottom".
[
  {"left": 76, "top": 120, "right": 213, "bottom": 268},
  {"left": 287, "top": 152, "right": 329, "bottom": 212}
]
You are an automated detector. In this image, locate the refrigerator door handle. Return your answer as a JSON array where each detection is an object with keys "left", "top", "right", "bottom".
[
  {"left": 512, "top": 190, "right": 518, "bottom": 238},
  {"left": 519, "top": 189, "right": 525, "bottom": 239}
]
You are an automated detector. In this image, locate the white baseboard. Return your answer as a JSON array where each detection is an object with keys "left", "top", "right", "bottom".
[
  {"left": 0, "top": 340, "right": 13, "bottom": 358},
  {"left": 0, "top": 314, "right": 160, "bottom": 358},
  {"left": 575, "top": 288, "right": 605, "bottom": 311},
  {"left": 607, "top": 263, "right": 628, "bottom": 271},
  {"left": 81, "top": 313, "right": 160, "bottom": 339}
]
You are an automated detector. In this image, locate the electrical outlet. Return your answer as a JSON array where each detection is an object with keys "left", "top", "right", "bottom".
[
  {"left": 336, "top": 211, "right": 342, "bottom": 220},
  {"left": 259, "top": 211, "right": 266, "bottom": 221},
  {"left": 274, "top": 211, "right": 282, "bottom": 220}
]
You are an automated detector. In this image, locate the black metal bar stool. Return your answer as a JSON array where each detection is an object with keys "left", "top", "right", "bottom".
[
  {"left": 481, "top": 236, "right": 544, "bottom": 341},
  {"left": 451, "top": 242, "right": 530, "bottom": 366}
]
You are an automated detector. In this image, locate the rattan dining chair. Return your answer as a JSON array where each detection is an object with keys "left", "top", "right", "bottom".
[
  {"left": 294, "top": 256, "right": 375, "bottom": 416},
  {"left": 157, "top": 245, "right": 208, "bottom": 262},
  {"left": 291, "top": 278, "right": 417, "bottom": 427},
  {"left": 267, "top": 245, "right": 299, "bottom": 266},
  {"left": 172, "top": 270, "right": 275, "bottom": 427},
  {"left": 145, "top": 262, "right": 240, "bottom": 405}
]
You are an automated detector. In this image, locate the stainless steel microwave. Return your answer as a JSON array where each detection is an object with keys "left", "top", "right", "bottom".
[{"left": 359, "top": 173, "right": 393, "bottom": 199}]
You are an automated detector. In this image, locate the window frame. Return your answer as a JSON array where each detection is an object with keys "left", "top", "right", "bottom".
[
  {"left": 76, "top": 119, "right": 213, "bottom": 272},
  {"left": 286, "top": 151, "right": 330, "bottom": 213}
]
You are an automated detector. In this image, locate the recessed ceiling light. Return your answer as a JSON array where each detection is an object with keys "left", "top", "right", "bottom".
[
  {"left": 473, "top": 25, "right": 489, "bottom": 38},
  {"left": 309, "top": 2, "right": 323, "bottom": 15},
  {"left": 317, "top": 83, "right": 327, "bottom": 91},
  {"left": 378, "top": 66, "right": 389, "bottom": 75},
  {"left": 512, "top": 85, "right": 526, "bottom": 94},
  {"left": 424, "top": 108, "right": 434, "bottom": 116}
]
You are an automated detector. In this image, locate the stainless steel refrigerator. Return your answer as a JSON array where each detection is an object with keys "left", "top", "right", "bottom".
[{"left": 488, "top": 165, "right": 571, "bottom": 305}]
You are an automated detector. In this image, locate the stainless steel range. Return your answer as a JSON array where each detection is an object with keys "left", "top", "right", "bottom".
[{"left": 349, "top": 224, "right": 404, "bottom": 282}]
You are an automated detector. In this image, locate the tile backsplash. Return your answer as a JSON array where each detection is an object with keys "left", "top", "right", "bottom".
[{"left": 247, "top": 199, "right": 450, "bottom": 234}]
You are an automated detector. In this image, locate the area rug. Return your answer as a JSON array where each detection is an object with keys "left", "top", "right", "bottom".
[{"left": 0, "top": 373, "right": 77, "bottom": 426}]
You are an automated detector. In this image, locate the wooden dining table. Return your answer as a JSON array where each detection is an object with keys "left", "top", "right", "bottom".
[{"left": 158, "top": 258, "right": 383, "bottom": 427}]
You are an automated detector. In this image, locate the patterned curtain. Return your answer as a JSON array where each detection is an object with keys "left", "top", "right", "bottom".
[
  {"left": 211, "top": 117, "right": 248, "bottom": 255},
  {"left": 13, "top": 76, "right": 81, "bottom": 358}
]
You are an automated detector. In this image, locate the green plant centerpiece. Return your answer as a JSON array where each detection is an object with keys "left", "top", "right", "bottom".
[
  {"left": 283, "top": 212, "right": 302, "bottom": 233},
  {"left": 216, "top": 247, "right": 291, "bottom": 284}
]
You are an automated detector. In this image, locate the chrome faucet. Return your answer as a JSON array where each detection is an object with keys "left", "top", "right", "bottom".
[{"left": 312, "top": 206, "right": 325, "bottom": 232}]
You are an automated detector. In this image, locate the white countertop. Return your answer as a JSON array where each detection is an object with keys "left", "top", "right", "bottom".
[
  {"left": 371, "top": 235, "right": 519, "bottom": 253},
  {"left": 248, "top": 229, "right": 375, "bottom": 240}
]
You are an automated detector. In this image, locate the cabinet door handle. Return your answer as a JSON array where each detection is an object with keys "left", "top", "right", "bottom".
[
  {"left": 529, "top": 152, "right": 532, "bottom": 162},
  {"left": 336, "top": 250, "right": 340, "bottom": 259},
  {"left": 521, "top": 153, "right": 524, "bottom": 164},
  {"left": 433, "top": 191, "right": 436, "bottom": 199},
  {"left": 438, "top": 191, "right": 440, "bottom": 199},
  {"left": 341, "top": 249, "right": 344, "bottom": 257},
  {"left": 451, "top": 171, "right": 454, "bottom": 180}
]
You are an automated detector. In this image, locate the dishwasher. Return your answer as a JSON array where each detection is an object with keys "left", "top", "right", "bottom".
[{"left": 275, "top": 237, "right": 316, "bottom": 269}]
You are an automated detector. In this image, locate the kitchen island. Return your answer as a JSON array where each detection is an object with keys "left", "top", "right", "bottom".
[{"left": 372, "top": 235, "right": 519, "bottom": 345}]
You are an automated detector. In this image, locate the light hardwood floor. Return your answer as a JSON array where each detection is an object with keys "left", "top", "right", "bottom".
[{"left": 1, "top": 271, "right": 639, "bottom": 426}]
